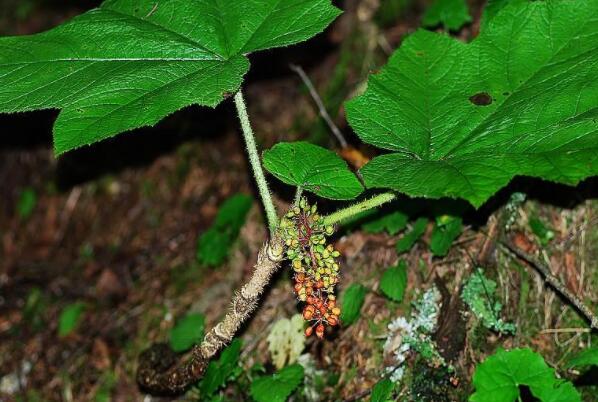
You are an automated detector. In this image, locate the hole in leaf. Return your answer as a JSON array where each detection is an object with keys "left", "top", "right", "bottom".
[
  {"left": 518, "top": 385, "right": 541, "bottom": 402},
  {"left": 469, "top": 92, "right": 493, "bottom": 106}
]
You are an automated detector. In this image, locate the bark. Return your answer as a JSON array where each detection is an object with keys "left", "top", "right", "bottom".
[{"left": 137, "top": 236, "right": 285, "bottom": 395}]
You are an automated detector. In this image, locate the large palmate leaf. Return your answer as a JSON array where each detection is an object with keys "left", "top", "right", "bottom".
[
  {"left": 347, "top": 0, "right": 598, "bottom": 207},
  {"left": 0, "top": 0, "right": 340, "bottom": 154}
]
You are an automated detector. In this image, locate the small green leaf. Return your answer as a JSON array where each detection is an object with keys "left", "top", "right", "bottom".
[
  {"left": 380, "top": 261, "right": 408, "bottom": 302},
  {"left": 250, "top": 364, "right": 304, "bottom": 402},
  {"left": 529, "top": 217, "right": 554, "bottom": 246},
  {"left": 263, "top": 142, "right": 363, "bottom": 200},
  {"left": 430, "top": 216, "right": 462, "bottom": 257},
  {"left": 362, "top": 211, "right": 408, "bottom": 235},
  {"left": 169, "top": 313, "right": 205, "bottom": 353},
  {"left": 199, "top": 338, "right": 243, "bottom": 396},
  {"left": 0, "top": 0, "right": 341, "bottom": 154},
  {"left": 340, "top": 283, "right": 367, "bottom": 326},
  {"left": 470, "top": 348, "right": 581, "bottom": 402},
  {"left": 396, "top": 217, "right": 428, "bottom": 254},
  {"left": 58, "top": 302, "right": 85, "bottom": 337},
  {"left": 371, "top": 378, "right": 394, "bottom": 402},
  {"left": 196, "top": 193, "right": 253, "bottom": 267},
  {"left": 566, "top": 347, "right": 598, "bottom": 369},
  {"left": 17, "top": 187, "right": 37, "bottom": 219},
  {"left": 422, "top": 0, "right": 471, "bottom": 31}
]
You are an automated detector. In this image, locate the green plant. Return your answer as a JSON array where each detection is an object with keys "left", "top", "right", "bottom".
[
  {"left": 380, "top": 261, "right": 408, "bottom": 303},
  {"left": 169, "top": 313, "right": 205, "bottom": 353},
  {"left": 16, "top": 187, "right": 37, "bottom": 220},
  {"left": 58, "top": 302, "right": 86, "bottom": 337},
  {"left": 2, "top": 0, "right": 597, "bottom": 398},
  {"left": 422, "top": 0, "right": 471, "bottom": 31},
  {"left": 250, "top": 364, "right": 304, "bottom": 402},
  {"left": 461, "top": 269, "right": 516, "bottom": 335},
  {"left": 196, "top": 193, "right": 253, "bottom": 267},
  {"left": 470, "top": 348, "right": 580, "bottom": 402}
]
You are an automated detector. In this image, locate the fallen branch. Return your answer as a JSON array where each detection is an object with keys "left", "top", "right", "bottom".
[
  {"left": 500, "top": 240, "right": 598, "bottom": 332},
  {"left": 137, "top": 236, "right": 285, "bottom": 394}
]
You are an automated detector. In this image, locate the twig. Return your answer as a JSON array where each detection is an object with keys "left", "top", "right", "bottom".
[
  {"left": 137, "top": 237, "right": 285, "bottom": 394},
  {"left": 290, "top": 64, "right": 348, "bottom": 148},
  {"left": 500, "top": 240, "right": 598, "bottom": 331},
  {"left": 540, "top": 328, "right": 592, "bottom": 334},
  {"left": 54, "top": 186, "right": 82, "bottom": 244},
  {"left": 344, "top": 388, "right": 371, "bottom": 402}
]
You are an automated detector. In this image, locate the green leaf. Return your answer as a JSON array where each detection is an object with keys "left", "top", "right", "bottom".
[
  {"left": 430, "top": 216, "right": 462, "bottom": 257},
  {"left": 371, "top": 378, "right": 394, "bottom": 402},
  {"left": 17, "top": 187, "right": 37, "bottom": 219},
  {"left": 529, "top": 217, "right": 555, "bottom": 246},
  {"left": 340, "top": 283, "right": 367, "bottom": 326},
  {"left": 169, "top": 313, "right": 205, "bottom": 353},
  {"left": 380, "top": 261, "right": 408, "bottom": 302},
  {"left": 362, "top": 210, "right": 408, "bottom": 235},
  {"left": 481, "top": 0, "right": 525, "bottom": 31},
  {"left": 396, "top": 217, "right": 428, "bottom": 254},
  {"left": 0, "top": 0, "right": 341, "bottom": 155},
  {"left": 196, "top": 193, "right": 253, "bottom": 267},
  {"left": 263, "top": 142, "right": 363, "bottom": 200},
  {"left": 199, "top": 338, "right": 242, "bottom": 397},
  {"left": 470, "top": 348, "right": 581, "bottom": 402},
  {"left": 566, "top": 347, "right": 598, "bottom": 369},
  {"left": 347, "top": 0, "right": 598, "bottom": 208},
  {"left": 58, "top": 302, "right": 85, "bottom": 337},
  {"left": 250, "top": 364, "right": 304, "bottom": 402},
  {"left": 422, "top": 0, "right": 471, "bottom": 31}
]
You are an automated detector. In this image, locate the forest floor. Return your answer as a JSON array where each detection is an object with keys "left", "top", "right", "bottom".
[{"left": 0, "top": 1, "right": 597, "bottom": 401}]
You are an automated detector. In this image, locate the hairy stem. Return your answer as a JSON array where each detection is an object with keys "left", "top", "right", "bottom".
[
  {"left": 322, "top": 192, "right": 397, "bottom": 226},
  {"left": 293, "top": 186, "right": 304, "bottom": 207},
  {"left": 137, "top": 236, "right": 285, "bottom": 394},
  {"left": 234, "top": 90, "right": 278, "bottom": 234}
]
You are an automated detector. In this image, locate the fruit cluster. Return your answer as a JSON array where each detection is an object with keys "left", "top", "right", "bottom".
[{"left": 280, "top": 198, "right": 342, "bottom": 338}]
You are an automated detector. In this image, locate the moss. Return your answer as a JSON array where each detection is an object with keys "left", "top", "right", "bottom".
[{"left": 410, "top": 358, "right": 452, "bottom": 402}]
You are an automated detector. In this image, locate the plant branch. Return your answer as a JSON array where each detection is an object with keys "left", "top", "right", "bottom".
[
  {"left": 137, "top": 236, "right": 285, "bottom": 394},
  {"left": 234, "top": 90, "right": 278, "bottom": 234},
  {"left": 290, "top": 64, "right": 348, "bottom": 148},
  {"left": 322, "top": 192, "right": 397, "bottom": 226},
  {"left": 500, "top": 240, "right": 598, "bottom": 331}
]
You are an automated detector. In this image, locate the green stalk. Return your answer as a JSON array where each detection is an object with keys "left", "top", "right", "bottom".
[
  {"left": 322, "top": 192, "right": 397, "bottom": 226},
  {"left": 234, "top": 90, "right": 278, "bottom": 234}
]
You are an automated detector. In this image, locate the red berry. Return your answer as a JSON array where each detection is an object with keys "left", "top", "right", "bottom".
[
  {"left": 303, "top": 305, "right": 315, "bottom": 320},
  {"left": 315, "top": 324, "right": 325, "bottom": 339},
  {"left": 305, "top": 326, "right": 313, "bottom": 337}
]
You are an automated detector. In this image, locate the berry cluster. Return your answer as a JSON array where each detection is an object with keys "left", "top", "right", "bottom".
[{"left": 280, "top": 198, "right": 342, "bottom": 338}]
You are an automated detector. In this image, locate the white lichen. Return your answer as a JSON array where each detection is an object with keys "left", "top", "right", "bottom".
[
  {"left": 298, "top": 353, "right": 324, "bottom": 402},
  {"left": 383, "top": 286, "right": 445, "bottom": 383}
]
